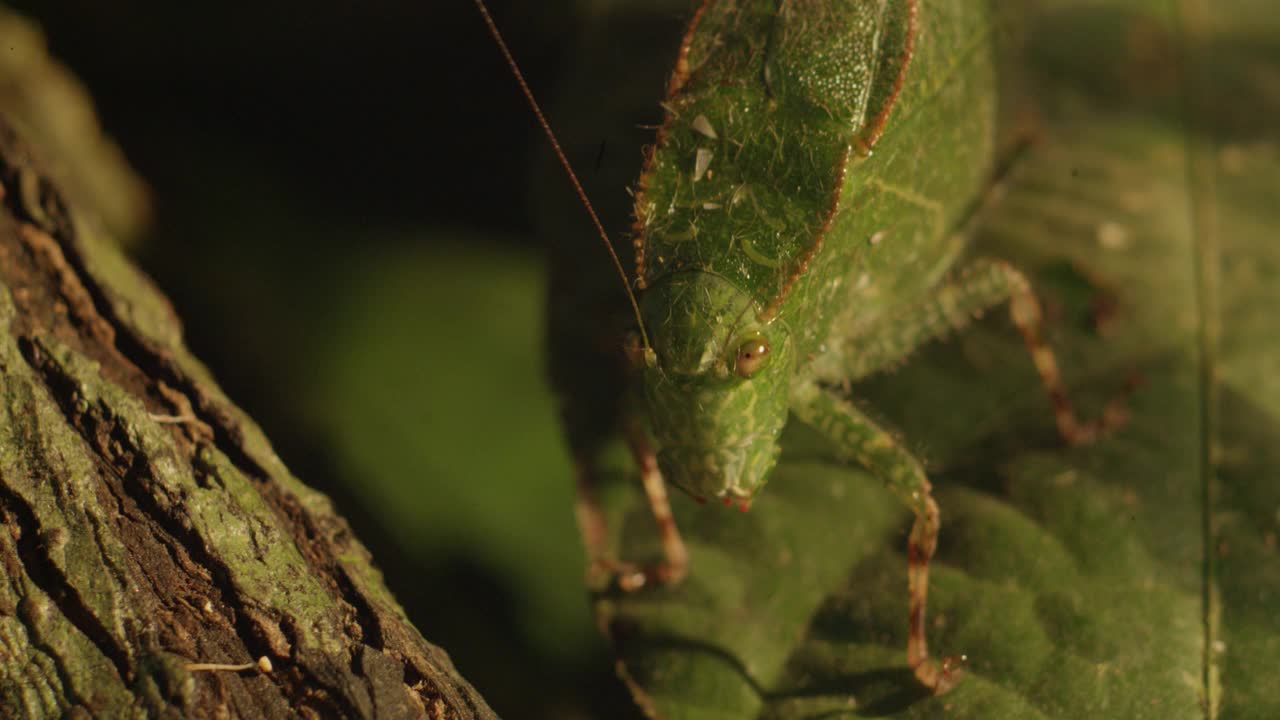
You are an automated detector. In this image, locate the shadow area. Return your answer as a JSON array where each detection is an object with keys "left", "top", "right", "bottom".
[
  {"left": 766, "top": 667, "right": 931, "bottom": 718},
  {"left": 612, "top": 625, "right": 931, "bottom": 718}
]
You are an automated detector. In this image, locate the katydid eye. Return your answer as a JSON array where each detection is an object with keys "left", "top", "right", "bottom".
[{"left": 733, "top": 336, "right": 771, "bottom": 378}]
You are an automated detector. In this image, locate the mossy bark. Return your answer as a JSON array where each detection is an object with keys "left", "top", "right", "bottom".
[{"left": 0, "top": 117, "right": 497, "bottom": 719}]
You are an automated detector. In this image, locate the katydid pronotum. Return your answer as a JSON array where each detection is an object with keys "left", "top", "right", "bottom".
[{"left": 476, "top": 0, "right": 1126, "bottom": 695}]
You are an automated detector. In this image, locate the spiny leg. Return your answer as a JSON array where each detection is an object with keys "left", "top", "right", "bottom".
[
  {"left": 571, "top": 457, "right": 615, "bottom": 587},
  {"left": 816, "top": 257, "right": 1128, "bottom": 444},
  {"left": 622, "top": 421, "right": 689, "bottom": 590},
  {"left": 792, "top": 381, "right": 962, "bottom": 695},
  {"left": 572, "top": 426, "right": 689, "bottom": 593},
  {"left": 992, "top": 259, "right": 1128, "bottom": 444}
]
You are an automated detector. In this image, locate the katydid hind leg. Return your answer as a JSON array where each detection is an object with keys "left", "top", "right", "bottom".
[
  {"left": 994, "top": 259, "right": 1131, "bottom": 444},
  {"left": 791, "top": 381, "right": 963, "bottom": 695},
  {"left": 812, "top": 258, "right": 1028, "bottom": 382},
  {"left": 817, "top": 257, "right": 1131, "bottom": 443}
]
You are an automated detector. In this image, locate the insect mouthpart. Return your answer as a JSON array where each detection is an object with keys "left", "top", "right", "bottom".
[{"left": 656, "top": 440, "right": 781, "bottom": 507}]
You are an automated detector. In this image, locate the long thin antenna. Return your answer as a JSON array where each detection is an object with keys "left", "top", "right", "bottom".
[{"left": 473, "top": 0, "right": 651, "bottom": 351}]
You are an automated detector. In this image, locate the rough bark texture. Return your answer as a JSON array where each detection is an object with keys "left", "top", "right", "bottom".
[{"left": 0, "top": 116, "right": 498, "bottom": 719}]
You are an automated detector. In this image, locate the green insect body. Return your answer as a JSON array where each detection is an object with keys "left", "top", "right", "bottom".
[
  {"left": 633, "top": 0, "right": 998, "bottom": 510},
  {"left": 479, "top": 0, "right": 1117, "bottom": 696}
]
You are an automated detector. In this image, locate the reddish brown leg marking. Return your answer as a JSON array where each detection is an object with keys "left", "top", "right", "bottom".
[
  {"left": 572, "top": 458, "right": 614, "bottom": 587},
  {"left": 791, "top": 382, "right": 965, "bottom": 695},
  {"left": 824, "top": 257, "right": 1133, "bottom": 443},
  {"left": 571, "top": 431, "right": 689, "bottom": 592},
  {"left": 906, "top": 490, "right": 962, "bottom": 694},
  {"left": 623, "top": 423, "right": 689, "bottom": 590},
  {"left": 1000, "top": 261, "right": 1130, "bottom": 445}
]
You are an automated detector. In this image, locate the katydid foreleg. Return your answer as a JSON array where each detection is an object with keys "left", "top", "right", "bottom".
[
  {"left": 789, "top": 380, "right": 961, "bottom": 695},
  {"left": 565, "top": 390, "right": 691, "bottom": 592},
  {"left": 571, "top": 461, "right": 612, "bottom": 582},
  {"left": 623, "top": 421, "right": 690, "bottom": 590}
]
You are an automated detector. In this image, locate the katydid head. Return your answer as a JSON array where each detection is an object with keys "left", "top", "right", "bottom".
[
  {"left": 638, "top": 271, "right": 794, "bottom": 506},
  {"left": 474, "top": 0, "right": 785, "bottom": 503}
]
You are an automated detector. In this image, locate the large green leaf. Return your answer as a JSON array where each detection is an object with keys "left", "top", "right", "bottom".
[{"left": 592, "top": 0, "right": 1280, "bottom": 717}]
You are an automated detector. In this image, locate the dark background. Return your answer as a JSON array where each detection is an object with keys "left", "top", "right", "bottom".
[
  {"left": 15, "top": 0, "right": 575, "bottom": 237},
  {"left": 7, "top": 1, "right": 658, "bottom": 718}
]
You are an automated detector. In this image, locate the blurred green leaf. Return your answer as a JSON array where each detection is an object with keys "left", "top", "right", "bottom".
[{"left": 308, "top": 236, "right": 590, "bottom": 658}]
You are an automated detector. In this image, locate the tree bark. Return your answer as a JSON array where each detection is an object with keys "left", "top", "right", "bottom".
[{"left": 0, "top": 115, "right": 498, "bottom": 719}]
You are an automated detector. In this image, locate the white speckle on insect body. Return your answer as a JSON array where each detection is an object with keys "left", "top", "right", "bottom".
[
  {"left": 692, "top": 114, "right": 718, "bottom": 139},
  {"left": 869, "top": 231, "right": 885, "bottom": 246},
  {"left": 1096, "top": 221, "right": 1129, "bottom": 250},
  {"left": 694, "top": 148, "right": 714, "bottom": 182}
]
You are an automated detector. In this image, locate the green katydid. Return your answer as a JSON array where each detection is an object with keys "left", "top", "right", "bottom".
[{"left": 476, "top": 0, "right": 1125, "bottom": 694}]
